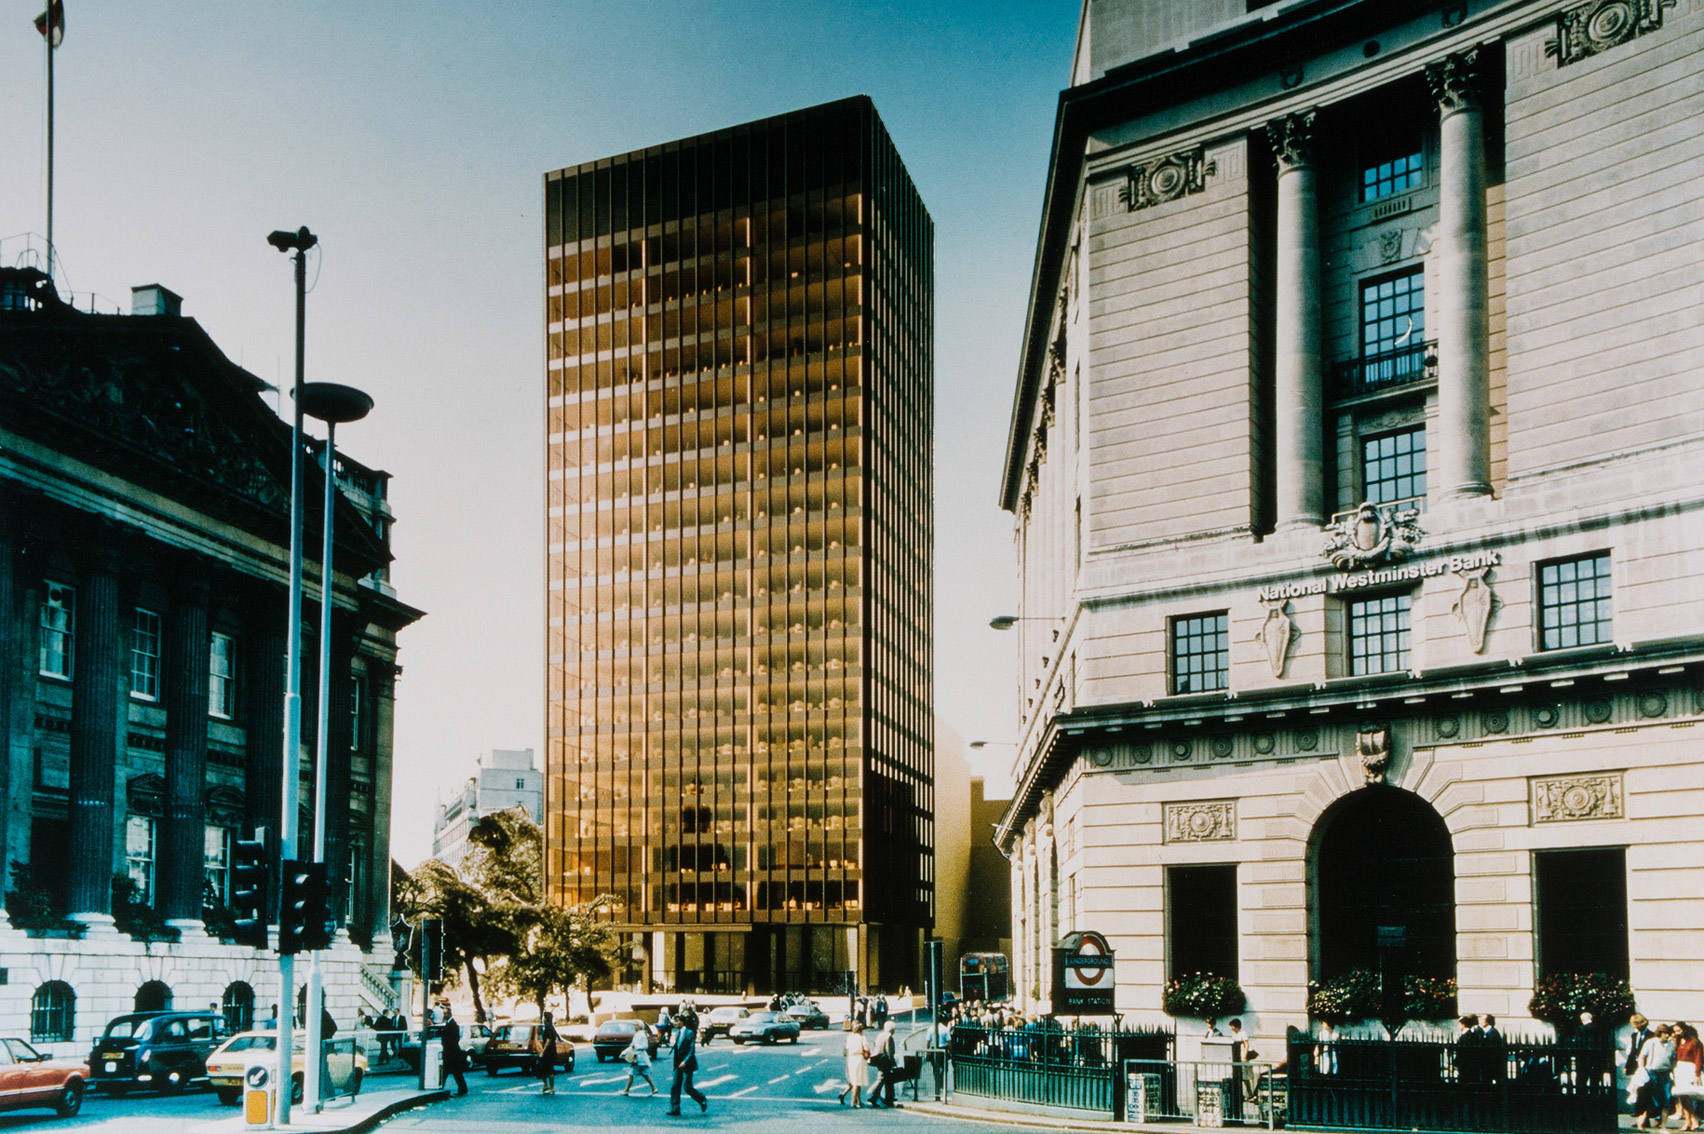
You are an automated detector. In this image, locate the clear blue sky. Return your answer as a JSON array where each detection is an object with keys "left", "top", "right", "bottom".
[{"left": 1, "top": 0, "right": 1076, "bottom": 862}]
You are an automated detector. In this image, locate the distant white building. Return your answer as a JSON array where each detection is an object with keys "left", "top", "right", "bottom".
[{"left": 431, "top": 749, "right": 543, "bottom": 870}]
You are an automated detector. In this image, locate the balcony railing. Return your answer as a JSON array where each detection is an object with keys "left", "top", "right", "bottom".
[{"left": 1335, "top": 340, "right": 1437, "bottom": 399}]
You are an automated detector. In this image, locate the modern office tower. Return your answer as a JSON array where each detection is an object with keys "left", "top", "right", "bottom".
[{"left": 543, "top": 96, "right": 933, "bottom": 994}]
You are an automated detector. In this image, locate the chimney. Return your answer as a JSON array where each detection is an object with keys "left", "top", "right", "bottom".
[{"left": 130, "top": 284, "right": 183, "bottom": 317}]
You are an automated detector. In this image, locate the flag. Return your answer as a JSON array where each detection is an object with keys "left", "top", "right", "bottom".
[{"left": 34, "top": 1, "right": 64, "bottom": 48}]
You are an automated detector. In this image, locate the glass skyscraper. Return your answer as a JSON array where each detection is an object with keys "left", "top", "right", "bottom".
[{"left": 543, "top": 96, "right": 933, "bottom": 993}]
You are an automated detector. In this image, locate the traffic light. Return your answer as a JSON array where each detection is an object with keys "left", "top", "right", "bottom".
[
  {"left": 278, "top": 859, "right": 328, "bottom": 955},
  {"left": 422, "top": 917, "right": 445, "bottom": 982},
  {"left": 230, "top": 828, "right": 271, "bottom": 950}
]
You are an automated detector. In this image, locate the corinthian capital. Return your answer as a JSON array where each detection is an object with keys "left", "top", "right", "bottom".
[
  {"left": 1426, "top": 47, "right": 1483, "bottom": 113},
  {"left": 1266, "top": 110, "right": 1317, "bottom": 171}
]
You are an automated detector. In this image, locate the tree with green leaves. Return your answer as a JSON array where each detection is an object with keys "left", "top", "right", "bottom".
[
  {"left": 394, "top": 858, "right": 515, "bottom": 1023},
  {"left": 484, "top": 894, "right": 620, "bottom": 1018}
]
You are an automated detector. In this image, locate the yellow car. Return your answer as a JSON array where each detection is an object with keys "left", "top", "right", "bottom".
[{"left": 204, "top": 1030, "right": 367, "bottom": 1106}]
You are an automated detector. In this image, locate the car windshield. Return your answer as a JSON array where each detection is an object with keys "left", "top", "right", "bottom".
[
  {"left": 222, "top": 1036, "right": 276, "bottom": 1053},
  {"left": 603, "top": 1022, "right": 639, "bottom": 1034}
]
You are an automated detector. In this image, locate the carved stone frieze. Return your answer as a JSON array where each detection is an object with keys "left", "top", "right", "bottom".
[
  {"left": 1163, "top": 800, "right": 1236, "bottom": 844},
  {"left": 1121, "top": 148, "right": 1214, "bottom": 211},
  {"left": 1546, "top": 0, "right": 1677, "bottom": 65},
  {"left": 1266, "top": 111, "right": 1316, "bottom": 171},
  {"left": 1531, "top": 773, "right": 1624, "bottom": 823},
  {"left": 1451, "top": 566, "right": 1496, "bottom": 653},
  {"left": 1258, "top": 597, "right": 1298, "bottom": 678},
  {"left": 1425, "top": 47, "right": 1485, "bottom": 112},
  {"left": 1322, "top": 502, "right": 1425, "bottom": 569},
  {"left": 1356, "top": 726, "right": 1391, "bottom": 785}
]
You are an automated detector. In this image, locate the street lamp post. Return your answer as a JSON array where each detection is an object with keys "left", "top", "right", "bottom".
[
  {"left": 266, "top": 225, "right": 317, "bottom": 1128},
  {"left": 299, "top": 382, "right": 373, "bottom": 1114}
]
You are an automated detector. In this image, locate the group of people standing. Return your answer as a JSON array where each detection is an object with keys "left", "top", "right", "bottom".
[{"left": 1626, "top": 1014, "right": 1704, "bottom": 1130}]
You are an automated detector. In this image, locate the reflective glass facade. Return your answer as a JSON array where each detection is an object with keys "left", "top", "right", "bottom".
[{"left": 543, "top": 97, "right": 933, "bottom": 991}]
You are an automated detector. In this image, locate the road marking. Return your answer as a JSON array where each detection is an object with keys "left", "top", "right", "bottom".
[
  {"left": 579, "top": 1073, "right": 628, "bottom": 1085},
  {"left": 813, "top": 1079, "right": 842, "bottom": 1094},
  {"left": 767, "top": 1074, "right": 790, "bottom": 1084},
  {"left": 792, "top": 1065, "right": 818, "bottom": 1075},
  {"left": 730, "top": 1085, "right": 758, "bottom": 1097},
  {"left": 696, "top": 1073, "right": 736, "bottom": 1088}
]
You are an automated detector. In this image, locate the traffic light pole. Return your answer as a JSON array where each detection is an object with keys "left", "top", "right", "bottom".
[
  {"left": 268, "top": 226, "right": 316, "bottom": 1129},
  {"left": 303, "top": 418, "right": 339, "bottom": 1115}
]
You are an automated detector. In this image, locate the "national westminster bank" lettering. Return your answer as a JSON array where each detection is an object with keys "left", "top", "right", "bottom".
[{"left": 1257, "top": 550, "right": 1503, "bottom": 602}]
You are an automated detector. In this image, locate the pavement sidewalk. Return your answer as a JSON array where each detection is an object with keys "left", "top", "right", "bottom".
[{"left": 185, "top": 1080, "right": 448, "bottom": 1134}]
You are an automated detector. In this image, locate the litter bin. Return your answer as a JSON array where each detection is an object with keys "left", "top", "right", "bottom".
[
  {"left": 422, "top": 1038, "right": 444, "bottom": 1091},
  {"left": 242, "top": 1056, "right": 276, "bottom": 1128}
]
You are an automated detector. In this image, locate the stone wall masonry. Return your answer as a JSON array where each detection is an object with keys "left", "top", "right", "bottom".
[
  {"left": 1087, "top": 140, "right": 1255, "bottom": 548},
  {"left": 1502, "top": 8, "right": 1704, "bottom": 477},
  {"left": 0, "top": 927, "right": 397, "bottom": 1060}
]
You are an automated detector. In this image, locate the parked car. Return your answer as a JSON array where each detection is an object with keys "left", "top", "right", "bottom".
[
  {"left": 701, "top": 1006, "right": 750, "bottom": 1043},
  {"left": 783, "top": 1002, "right": 831, "bottom": 1030},
  {"left": 482, "top": 1022, "right": 575, "bottom": 1076},
  {"left": 87, "top": 1012, "right": 231, "bottom": 1095},
  {"left": 592, "top": 1020, "right": 658, "bottom": 1062},
  {"left": 204, "top": 1031, "right": 368, "bottom": 1106},
  {"left": 728, "top": 1010, "right": 802, "bottom": 1045},
  {"left": 0, "top": 1036, "right": 88, "bottom": 1117}
]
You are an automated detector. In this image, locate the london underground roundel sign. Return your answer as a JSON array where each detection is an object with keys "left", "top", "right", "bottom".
[{"left": 1052, "top": 930, "right": 1116, "bottom": 1014}]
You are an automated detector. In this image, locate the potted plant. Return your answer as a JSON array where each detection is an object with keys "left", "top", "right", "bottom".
[
  {"left": 1529, "top": 973, "right": 1636, "bottom": 1029},
  {"left": 1163, "top": 972, "right": 1247, "bottom": 1019}
]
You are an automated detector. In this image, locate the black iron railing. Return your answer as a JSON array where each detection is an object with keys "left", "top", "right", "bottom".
[
  {"left": 1335, "top": 340, "right": 1437, "bottom": 399},
  {"left": 1286, "top": 1030, "right": 1618, "bottom": 1133},
  {"left": 947, "top": 1022, "right": 1173, "bottom": 1117}
]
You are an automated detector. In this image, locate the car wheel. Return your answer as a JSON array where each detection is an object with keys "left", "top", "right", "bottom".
[
  {"left": 486, "top": 1063, "right": 499, "bottom": 1077},
  {"left": 764, "top": 1034, "right": 776, "bottom": 1045},
  {"left": 562, "top": 1049, "right": 575, "bottom": 1074},
  {"left": 216, "top": 1087, "right": 240, "bottom": 1106},
  {"left": 290, "top": 1073, "right": 304, "bottom": 1105},
  {"left": 790, "top": 1034, "right": 800, "bottom": 1044},
  {"left": 55, "top": 1080, "right": 85, "bottom": 1117},
  {"left": 160, "top": 1067, "right": 187, "bottom": 1095},
  {"left": 733, "top": 1038, "right": 744, "bottom": 1046}
]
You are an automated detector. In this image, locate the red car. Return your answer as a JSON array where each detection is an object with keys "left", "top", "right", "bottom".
[{"left": 0, "top": 1036, "right": 88, "bottom": 1117}]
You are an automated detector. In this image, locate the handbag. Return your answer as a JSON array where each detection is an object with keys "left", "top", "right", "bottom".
[{"left": 623, "top": 1047, "right": 638, "bottom": 1064}]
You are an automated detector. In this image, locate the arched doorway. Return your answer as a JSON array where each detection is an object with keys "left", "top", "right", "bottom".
[
  {"left": 1312, "top": 786, "right": 1456, "bottom": 981},
  {"left": 222, "top": 981, "right": 255, "bottom": 1032},
  {"left": 134, "top": 980, "right": 172, "bottom": 1013}
]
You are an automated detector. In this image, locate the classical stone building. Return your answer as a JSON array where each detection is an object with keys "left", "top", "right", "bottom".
[
  {"left": 543, "top": 97, "right": 935, "bottom": 994},
  {"left": 0, "top": 268, "right": 420, "bottom": 1052},
  {"left": 996, "top": 0, "right": 1702, "bottom": 1053}
]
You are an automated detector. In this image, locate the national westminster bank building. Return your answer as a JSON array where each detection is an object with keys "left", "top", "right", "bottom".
[{"left": 995, "top": 0, "right": 1702, "bottom": 1049}]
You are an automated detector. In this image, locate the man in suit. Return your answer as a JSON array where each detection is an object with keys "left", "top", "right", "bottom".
[
  {"left": 1479, "top": 1015, "right": 1506, "bottom": 1084},
  {"left": 440, "top": 1007, "right": 469, "bottom": 1096},
  {"left": 667, "top": 1013, "right": 708, "bottom": 1116}
]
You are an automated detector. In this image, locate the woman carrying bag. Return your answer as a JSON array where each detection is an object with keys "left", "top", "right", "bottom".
[
  {"left": 840, "top": 1023, "right": 871, "bottom": 1107},
  {"left": 622, "top": 1027, "right": 658, "bottom": 1096}
]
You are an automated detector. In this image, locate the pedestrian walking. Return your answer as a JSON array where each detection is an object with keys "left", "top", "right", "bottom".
[
  {"left": 440, "top": 1008, "right": 469, "bottom": 1096},
  {"left": 1634, "top": 1022, "right": 1677, "bottom": 1129},
  {"left": 1672, "top": 1022, "right": 1702, "bottom": 1131},
  {"left": 622, "top": 1027, "right": 658, "bottom": 1096},
  {"left": 666, "top": 1013, "right": 707, "bottom": 1116},
  {"left": 1314, "top": 1020, "right": 1339, "bottom": 1076},
  {"left": 536, "top": 1012, "right": 560, "bottom": 1095},
  {"left": 840, "top": 1023, "right": 871, "bottom": 1107},
  {"left": 869, "top": 1019, "right": 900, "bottom": 1108}
]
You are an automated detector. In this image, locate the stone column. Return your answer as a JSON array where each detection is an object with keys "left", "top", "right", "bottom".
[
  {"left": 161, "top": 570, "right": 211, "bottom": 925},
  {"left": 1268, "top": 111, "right": 1325, "bottom": 530},
  {"left": 68, "top": 540, "right": 123, "bottom": 923},
  {"left": 1428, "top": 49, "right": 1493, "bottom": 500}
]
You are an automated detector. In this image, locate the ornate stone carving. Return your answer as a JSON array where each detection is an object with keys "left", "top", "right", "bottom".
[
  {"left": 1435, "top": 715, "right": 1461, "bottom": 739},
  {"left": 1426, "top": 47, "right": 1484, "bottom": 112},
  {"left": 1171, "top": 740, "right": 1192, "bottom": 762},
  {"left": 1532, "top": 773, "right": 1624, "bottom": 823},
  {"left": 1163, "top": 800, "right": 1236, "bottom": 844},
  {"left": 1356, "top": 726, "right": 1391, "bottom": 785},
  {"left": 1451, "top": 566, "right": 1495, "bottom": 653},
  {"left": 1584, "top": 699, "right": 1612, "bottom": 724},
  {"left": 1121, "top": 148, "right": 1214, "bottom": 211},
  {"left": 1296, "top": 730, "right": 1319, "bottom": 752},
  {"left": 1210, "top": 736, "right": 1234, "bottom": 759},
  {"left": 1482, "top": 710, "right": 1509, "bottom": 734},
  {"left": 1253, "top": 733, "right": 1276, "bottom": 755},
  {"left": 1266, "top": 111, "right": 1316, "bottom": 171},
  {"left": 1638, "top": 692, "right": 1668, "bottom": 718},
  {"left": 1258, "top": 597, "right": 1299, "bottom": 678},
  {"left": 1534, "top": 705, "right": 1561, "bottom": 728},
  {"left": 1379, "top": 229, "right": 1404, "bottom": 264},
  {"left": 1546, "top": 0, "right": 1677, "bottom": 65},
  {"left": 1322, "top": 502, "right": 1425, "bottom": 569}
]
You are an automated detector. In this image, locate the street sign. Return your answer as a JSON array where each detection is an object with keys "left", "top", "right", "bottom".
[{"left": 1052, "top": 929, "right": 1117, "bottom": 1014}]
